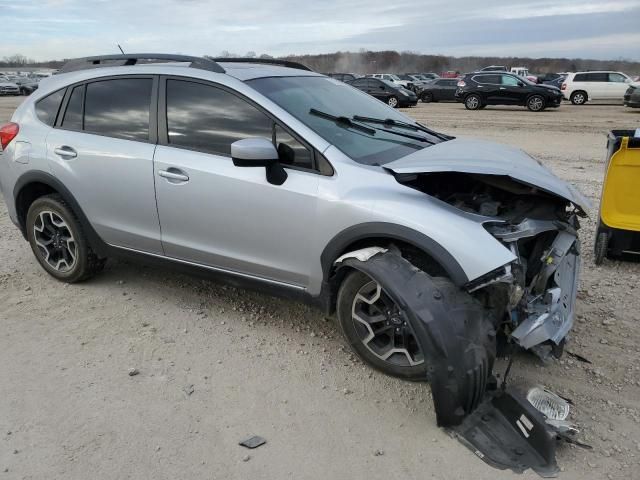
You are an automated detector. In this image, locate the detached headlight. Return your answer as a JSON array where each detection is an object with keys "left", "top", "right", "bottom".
[{"left": 527, "top": 386, "right": 569, "bottom": 421}]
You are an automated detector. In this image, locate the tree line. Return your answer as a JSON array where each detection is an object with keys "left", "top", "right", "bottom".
[{"left": 2, "top": 51, "right": 639, "bottom": 75}]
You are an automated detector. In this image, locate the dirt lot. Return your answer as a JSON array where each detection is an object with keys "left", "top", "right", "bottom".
[{"left": 1, "top": 96, "right": 640, "bottom": 480}]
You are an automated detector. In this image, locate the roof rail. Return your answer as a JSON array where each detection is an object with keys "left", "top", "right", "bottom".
[
  {"left": 58, "top": 54, "right": 225, "bottom": 74},
  {"left": 210, "top": 57, "right": 313, "bottom": 72}
]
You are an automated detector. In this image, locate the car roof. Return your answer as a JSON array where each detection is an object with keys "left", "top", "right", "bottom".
[{"left": 31, "top": 61, "right": 323, "bottom": 99}]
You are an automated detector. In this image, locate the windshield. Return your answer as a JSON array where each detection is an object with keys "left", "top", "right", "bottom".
[{"left": 248, "top": 76, "right": 439, "bottom": 165}]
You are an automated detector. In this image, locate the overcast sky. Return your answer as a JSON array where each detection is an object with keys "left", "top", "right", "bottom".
[{"left": 1, "top": 0, "right": 639, "bottom": 61}]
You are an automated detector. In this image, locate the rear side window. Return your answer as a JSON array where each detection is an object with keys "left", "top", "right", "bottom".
[
  {"left": 62, "top": 85, "right": 84, "bottom": 130},
  {"left": 166, "top": 79, "right": 272, "bottom": 156},
  {"left": 84, "top": 78, "right": 152, "bottom": 141},
  {"left": 573, "top": 73, "right": 587, "bottom": 82},
  {"left": 473, "top": 74, "right": 501, "bottom": 84},
  {"left": 35, "top": 89, "right": 65, "bottom": 126},
  {"left": 501, "top": 75, "right": 520, "bottom": 86},
  {"left": 587, "top": 73, "right": 608, "bottom": 82}
]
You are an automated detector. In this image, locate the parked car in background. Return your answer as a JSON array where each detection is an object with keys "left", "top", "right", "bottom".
[
  {"left": 398, "top": 74, "right": 430, "bottom": 93},
  {"left": 368, "top": 74, "right": 414, "bottom": 91},
  {"left": 414, "top": 73, "right": 440, "bottom": 81},
  {"left": 0, "top": 79, "right": 20, "bottom": 96},
  {"left": 545, "top": 76, "right": 566, "bottom": 89},
  {"left": 440, "top": 71, "right": 460, "bottom": 78},
  {"left": 480, "top": 66, "right": 507, "bottom": 72},
  {"left": 455, "top": 72, "right": 563, "bottom": 111},
  {"left": 624, "top": 83, "right": 640, "bottom": 108},
  {"left": 419, "top": 78, "right": 458, "bottom": 102},
  {"left": 11, "top": 76, "right": 40, "bottom": 95},
  {"left": 324, "top": 73, "right": 357, "bottom": 83},
  {"left": 348, "top": 77, "right": 418, "bottom": 107},
  {"left": 561, "top": 71, "right": 633, "bottom": 105}
]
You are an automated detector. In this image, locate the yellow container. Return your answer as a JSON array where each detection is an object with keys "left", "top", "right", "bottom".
[{"left": 595, "top": 130, "right": 640, "bottom": 264}]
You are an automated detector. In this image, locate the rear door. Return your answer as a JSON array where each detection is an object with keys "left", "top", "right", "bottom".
[
  {"left": 586, "top": 73, "right": 608, "bottom": 99},
  {"left": 153, "top": 77, "right": 319, "bottom": 286},
  {"left": 46, "top": 75, "right": 162, "bottom": 253},
  {"left": 474, "top": 74, "right": 503, "bottom": 103}
]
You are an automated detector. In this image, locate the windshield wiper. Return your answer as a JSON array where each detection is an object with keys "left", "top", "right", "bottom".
[
  {"left": 310, "top": 109, "right": 434, "bottom": 144},
  {"left": 352, "top": 115, "right": 450, "bottom": 141},
  {"left": 309, "top": 109, "right": 376, "bottom": 135}
]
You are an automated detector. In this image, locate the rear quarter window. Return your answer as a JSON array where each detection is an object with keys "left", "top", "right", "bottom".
[{"left": 35, "top": 89, "right": 65, "bottom": 126}]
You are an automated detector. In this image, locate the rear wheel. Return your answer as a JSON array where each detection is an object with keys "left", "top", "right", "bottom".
[
  {"left": 26, "top": 194, "right": 106, "bottom": 283},
  {"left": 570, "top": 91, "right": 587, "bottom": 105},
  {"left": 387, "top": 96, "right": 399, "bottom": 108},
  {"left": 527, "top": 94, "right": 546, "bottom": 112},
  {"left": 465, "top": 94, "right": 482, "bottom": 110},
  {"left": 337, "top": 270, "right": 426, "bottom": 380}
]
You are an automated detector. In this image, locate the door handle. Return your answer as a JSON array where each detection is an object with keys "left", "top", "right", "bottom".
[
  {"left": 158, "top": 168, "right": 189, "bottom": 182},
  {"left": 53, "top": 146, "right": 77, "bottom": 159},
  {"left": 499, "top": 87, "right": 506, "bottom": 90}
]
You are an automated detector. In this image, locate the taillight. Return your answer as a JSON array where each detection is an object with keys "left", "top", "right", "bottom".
[
  {"left": 561, "top": 83, "right": 567, "bottom": 90},
  {"left": 457, "top": 80, "right": 466, "bottom": 87},
  {"left": 0, "top": 122, "right": 19, "bottom": 150}
]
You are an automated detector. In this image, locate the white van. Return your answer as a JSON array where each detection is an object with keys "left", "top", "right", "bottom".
[{"left": 561, "top": 71, "right": 633, "bottom": 104}]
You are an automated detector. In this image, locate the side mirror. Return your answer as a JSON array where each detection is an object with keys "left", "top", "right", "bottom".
[
  {"left": 518, "top": 81, "right": 525, "bottom": 87},
  {"left": 231, "top": 138, "right": 287, "bottom": 185}
]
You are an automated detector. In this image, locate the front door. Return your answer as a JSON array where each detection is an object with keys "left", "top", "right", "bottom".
[
  {"left": 46, "top": 76, "right": 162, "bottom": 253},
  {"left": 153, "top": 78, "right": 319, "bottom": 287},
  {"left": 500, "top": 74, "right": 527, "bottom": 104}
]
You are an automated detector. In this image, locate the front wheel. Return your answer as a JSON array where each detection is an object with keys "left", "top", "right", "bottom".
[
  {"left": 527, "top": 94, "right": 546, "bottom": 112},
  {"left": 465, "top": 94, "right": 482, "bottom": 110},
  {"left": 421, "top": 92, "right": 433, "bottom": 103},
  {"left": 26, "top": 194, "right": 106, "bottom": 283},
  {"left": 387, "top": 96, "right": 399, "bottom": 108},
  {"left": 337, "top": 270, "right": 427, "bottom": 380}
]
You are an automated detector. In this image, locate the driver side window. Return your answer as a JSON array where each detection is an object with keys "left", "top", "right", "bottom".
[{"left": 501, "top": 75, "right": 519, "bottom": 86}]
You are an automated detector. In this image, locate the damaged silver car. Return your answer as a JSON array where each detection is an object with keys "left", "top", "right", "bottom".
[{"left": 1, "top": 55, "right": 589, "bottom": 475}]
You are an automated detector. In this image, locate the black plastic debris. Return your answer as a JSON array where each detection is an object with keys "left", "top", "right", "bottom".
[
  {"left": 450, "top": 387, "right": 561, "bottom": 477},
  {"left": 239, "top": 435, "right": 266, "bottom": 449}
]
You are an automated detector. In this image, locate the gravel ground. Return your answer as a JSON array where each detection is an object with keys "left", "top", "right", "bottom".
[{"left": 1, "top": 95, "right": 639, "bottom": 480}]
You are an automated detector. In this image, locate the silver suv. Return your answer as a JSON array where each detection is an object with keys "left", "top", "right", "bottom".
[{"left": 0, "top": 54, "right": 588, "bottom": 423}]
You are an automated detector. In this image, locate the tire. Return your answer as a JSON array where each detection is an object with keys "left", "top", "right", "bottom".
[
  {"left": 337, "top": 270, "right": 427, "bottom": 380},
  {"left": 421, "top": 92, "right": 433, "bottom": 103},
  {"left": 526, "top": 94, "right": 546, "bottom": 112},
  {"left": 387, "top": 96, "right": 399, "bottom": 108},
  {"left": 26, "top": 194, "right": 106, "bottom": 283},
  {"left": 594, "top": 231, "right": 609, "bottom": 265},
  {"left": 464, "top": 94, "right": 482, "bottom": 110},
  {"left": 570, "top": 91, "right": 587, "bottom": 105}
]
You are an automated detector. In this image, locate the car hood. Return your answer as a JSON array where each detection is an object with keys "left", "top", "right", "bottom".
[
  {"left": 0, "top": 82, "right": 18, "bottom": 87},
  {"left": 537, "top": 83, "right": 561, "bottom": 92},
  {"left": 384, "top": 138, "right": 591, "bottom": 213}
]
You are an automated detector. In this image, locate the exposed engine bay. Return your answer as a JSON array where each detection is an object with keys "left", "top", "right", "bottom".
[{"left": 397, "top": 171, "right": 583, "bottom": 361}]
